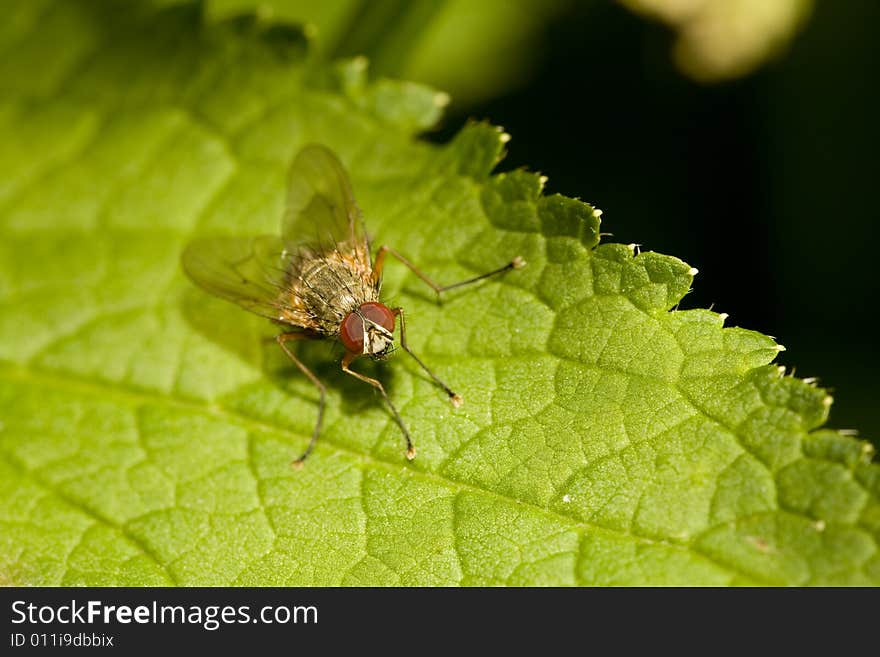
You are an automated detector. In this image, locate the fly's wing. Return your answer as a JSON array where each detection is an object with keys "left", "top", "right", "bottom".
[
  {"left": 181, "top": 235, "right": 303, "bottom": 323},
  {"left": 283, "top": 144, "right": 371, "bottom": 268}
]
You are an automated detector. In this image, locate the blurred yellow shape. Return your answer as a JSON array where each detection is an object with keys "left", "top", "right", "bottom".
[{"left": 620, "top": 0, "right": 814, "bottom": 82}]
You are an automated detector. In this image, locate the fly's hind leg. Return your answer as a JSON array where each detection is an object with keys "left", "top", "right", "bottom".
[
  {"left": 372, "top": 245, "right": 524, "bottom": 297},
  {"left": 341, "top": 351, "right": 416, "bottom": 460},
  {"left": 277, "top": 332, "right": 326, "bottom": 468},
  {"left": 392, "top": 307, "right": 461, "bottom": 408}
]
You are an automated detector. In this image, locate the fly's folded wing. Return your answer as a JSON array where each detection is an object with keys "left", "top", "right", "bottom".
[
  {"left": 282, "top": 144, "right": 371, "bottom": 269},
  {"left": 181, "top": 235, "right": 302, "bottom": 323}
]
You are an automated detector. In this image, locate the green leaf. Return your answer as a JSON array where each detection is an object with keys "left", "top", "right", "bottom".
[{"left": 1, "top": 1, "right": 878, "bottom": 586}]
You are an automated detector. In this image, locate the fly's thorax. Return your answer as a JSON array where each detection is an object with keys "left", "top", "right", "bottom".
[
  {"left": 340, "top": 302, "right": 396, "bottom": 358},
  {"left": 288, "top": 247, "right": 379, "bottom": 334}
]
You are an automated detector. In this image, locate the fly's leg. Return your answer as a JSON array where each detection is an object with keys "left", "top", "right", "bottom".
[
  {"left": 372, "top": 245, "right": 524, "bottom": 296},
  {"left": 341, "top": 351, "right": 416, "bottom": 460},
  {"left": 392, "top": 307, "right": 462, "bottom": 408},
  {"left": 276, "top": 332, "right": 326, "bottom": 468}
]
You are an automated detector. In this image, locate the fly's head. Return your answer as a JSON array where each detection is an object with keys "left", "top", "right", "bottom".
[{"left": 340, "top": 302, "right": 396, "bottom": 360}]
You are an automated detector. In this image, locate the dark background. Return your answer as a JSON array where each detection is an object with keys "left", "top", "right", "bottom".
[{"left": 430, "top": 0, "right": 879, "bottom": 445}]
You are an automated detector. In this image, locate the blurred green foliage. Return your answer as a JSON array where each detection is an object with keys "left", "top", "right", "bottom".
[{"left": 202, "top": 0, "right": 569, "bottom": 106}]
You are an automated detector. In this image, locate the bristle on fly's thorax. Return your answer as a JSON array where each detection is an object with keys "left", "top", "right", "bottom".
[{"left": 280, "top": 245, "right": 379, "bottom": 334}]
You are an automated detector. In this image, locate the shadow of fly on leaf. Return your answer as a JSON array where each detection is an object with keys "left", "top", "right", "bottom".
[{"left": 182, "top": 144, "right": 525, "bottom": 467}]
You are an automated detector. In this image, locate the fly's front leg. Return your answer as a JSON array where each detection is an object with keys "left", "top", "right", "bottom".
[
  {"left": 277, "top": 332, "right": 326, "bottom": 468},
  {"left": 341, "top": 351, "right": 416, "bottom": 460},
  {"left": 392, "top": 307, "right": 462, "bottom": 407},
  {"left": 372, "top": 245, "right": 524, "bottom": 297}
]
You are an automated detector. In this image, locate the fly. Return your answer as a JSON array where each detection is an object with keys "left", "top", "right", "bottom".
[{"left": 182, "top": 144, "right": 524, "bottom": 466}]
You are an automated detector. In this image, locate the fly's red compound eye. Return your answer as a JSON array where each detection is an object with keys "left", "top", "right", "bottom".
[
  {"left": 359, "top": 302, "right": 395, "bottom": 332},
  {"left": 340, "top": 312, "right": 364, "bottom": 353},
  {"left": 340, "top": 302, "right": 395, "bottom": 353}
]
